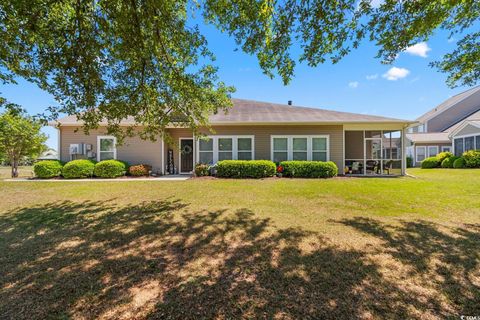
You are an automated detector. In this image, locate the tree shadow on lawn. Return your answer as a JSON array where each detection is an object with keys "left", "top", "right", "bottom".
[
  {"left": 0, "top": 200, "right": 478, "bottom": 319},
  {"left": 335, "top": 217, "right": 480, "bottom": 317}
]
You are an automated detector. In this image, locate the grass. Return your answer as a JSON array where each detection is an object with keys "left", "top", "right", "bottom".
[
  {"left": 0, "top": 168, "right": 479, "bottom": 319},
  {"left": 0, "top": 165, "right": 33, "bottom": 179}
]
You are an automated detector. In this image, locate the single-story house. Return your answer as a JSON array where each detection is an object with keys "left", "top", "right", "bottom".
[{"left": 50, "top": 99, "right": 413, "bottom": 176}]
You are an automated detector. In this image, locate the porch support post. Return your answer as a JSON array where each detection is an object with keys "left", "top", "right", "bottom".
[
  {"left": 401, "top": 127, "right": 406, "bottom": 175},
  {"left": 161, "top": 138, "right": 165, "bottom": 175}
]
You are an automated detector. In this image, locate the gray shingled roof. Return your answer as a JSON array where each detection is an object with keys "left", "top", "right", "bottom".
[
  {"left": 406, "top": 132, "right": 451, "bottom": 143},
  {"left": 416, "top": 86, "right": 480, "bottom": 123},
  {"left": 52, "top": 98, "right": 412, "bottom": 125}
]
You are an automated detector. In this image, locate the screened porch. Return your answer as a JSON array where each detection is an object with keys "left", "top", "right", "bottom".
[{"left": 344, "top": 130, "right": 403, "bottom": 176}]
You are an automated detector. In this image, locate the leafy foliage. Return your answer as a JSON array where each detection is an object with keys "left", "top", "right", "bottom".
[
  {"left": 0, "top": 101, "right": 47, "bottom": 177},
  {"left": 33, "top": 160, "right": 63, "bottom": 178},
  {"left": 436, "top": 152, "right": 453, "bottom": 164},
  {"left": 216, "top": 160, "right": 276, "bottom": 178},
  {"left": 0, "top": 0, "right": 478, "bottom": 142},
  {"left": 128, "top": 164, "right": 151, "bottom": 176},
  {"left": 94, "top": 160, "right": 127, "bottom": 178},
  {"left": 62, "top": 159, "right": 96, "bottom": 179},
  {"left": 194, "top": 163, "right": 210, "bottom": 177},
  {"left": 421, "top": 157, "right": 440, "bottom": 169},
  {"left": 406, "top": 156, "right": 413, "bottom": 168},
  {"left": 462, "top": 150, "right": 480, "bottom": 168},
  {"left": 441, "top": 156, "right": 459, "bottom": 168},
  {"left": 280, "top": 161, "right": 338, "bottom": 178},
  {"left": 453, "top": 157, "right": 466, "bottom": 169}
]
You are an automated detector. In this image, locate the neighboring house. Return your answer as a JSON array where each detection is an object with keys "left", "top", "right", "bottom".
[
  {"left": 50, "top": 99, "right": 413, "bottom": 176},
  {"left": 37, "top": 149, "right": 58, "bottom": 161},
  {"left": 407, "top": 86, "right": 480, "bottom": 166}
]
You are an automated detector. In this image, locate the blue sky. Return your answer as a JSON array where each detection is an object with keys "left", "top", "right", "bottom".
[{"left": 0, "top": 22, "right": 473, "bottom": 150}]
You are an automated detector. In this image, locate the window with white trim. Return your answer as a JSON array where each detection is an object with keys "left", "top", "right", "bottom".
[
  {"left": 97, "top": 136, "right": 117, "bottom": 161},
  {"left": 198, "top": 136, "right": 254, "bottom": 164},
  {"left": 415, "top": 146, "right": 426, "bottom": 162},
  {"left": 271, "top": 135, "right": 329, "bottom": 162},
  {"left": 199, "top": 139, "right": 213, "bottom": 164},
  {"left": 441, "top": 146, "right": 451, "bottom": 153},
  {"left": 427, "top": 146, "right": 438, "bottom": 157}
]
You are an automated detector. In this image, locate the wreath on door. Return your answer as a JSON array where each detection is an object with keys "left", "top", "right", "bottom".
[{"left": 181, "top": 144, "right": 192, "bottom": 155}]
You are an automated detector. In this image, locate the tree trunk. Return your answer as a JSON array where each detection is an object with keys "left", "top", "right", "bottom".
[{"left": 11, "top": 158, "right": 18, "bottom": 178}]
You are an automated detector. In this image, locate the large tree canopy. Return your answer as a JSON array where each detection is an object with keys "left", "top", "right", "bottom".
[{"left": 0, "top": 0, "right": 478, "bottom": 139}]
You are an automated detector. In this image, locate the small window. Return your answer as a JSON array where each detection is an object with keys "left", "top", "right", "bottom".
[
  {"left": 292, "top": 138, "right": 308, "bottom": 160},
  {"left": 98, "top": 136, "right": 116, "bottom": 161},
  {"left": 312, "top": 137, "right": 328, "bottom": 161},
  {"left": 237, "top": 138, "right": 252, "bottom": 160},
  {"left": 441, "top": 146, "right": 451, "bottom": 153},
  {"left": 416, "top": 146, "right": 426, "bottom": 162},
  {"left": 218, "top": 138, "right": 233, "bottom": 161},
  {"left": 427, "top": 146, "right": 438, "bottom": 157},
  {"left": 199, "top": 139, "right": 214, "bottom": 164},
  {"left": 273, "top": 138, "right": 288, "bottom": 163}
]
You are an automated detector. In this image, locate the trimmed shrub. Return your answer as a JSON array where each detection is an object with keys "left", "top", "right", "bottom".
[
  {"left": 436, "top": 151, "right": 453, "bottom": 163},
  {"left": 216, "top": 160, "right": 276, "bottom": 178},
  {"left": 62, "top": 159, "right": 95, "bottom": 178},
  {"left": 462, "top": 150, "right": 480, "bottom": 168},
  {"left": 441, "top": 156, "right": 459, "bottom": 168},
  {"left": 421, "top": 157, "right": 440, "bottom": 169},
  {"left": 94, "top": 160, "right": 127, "bottom": 178},
  {"left": 280, "top": 161, "right": 338, "bottom": 178},
  {"left": 194, "top": 163, "right": 210, "bottom": 177},
  {"left": 406, "top": 156, "right": 413, "bottom": 168},
  {"left": 34, "top": 160, "right": 63, "bottom": 178},
  {"left": 453, "top": 157, "right": 466, "bottom": 169},
  {"left": 128, "top": 164, "right": 152, "bottom": 176}
]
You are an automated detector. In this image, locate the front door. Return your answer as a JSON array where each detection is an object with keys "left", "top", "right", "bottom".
[{"left": 180, "top": 139, "right": 194, "bottom": 173}]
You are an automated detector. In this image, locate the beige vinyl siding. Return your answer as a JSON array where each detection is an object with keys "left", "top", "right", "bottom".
[
  {"left": 59, "top": 127, "right": 163, "bottom": 172},
  {"left": 198, "top": 125, "right": 344, "bottom": 170}
]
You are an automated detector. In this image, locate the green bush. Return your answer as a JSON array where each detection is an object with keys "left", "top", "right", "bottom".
[
  {"left": 34, "top": 160, "right": 63, "bottom": 178},
  {"left": 216, "top": 160, "right": 276, "bottom": 178},
  {"left": 453, "top": 157, "right": 466, "bottom": 169},
  {"left": 436, "top": 151, "right": 453, "bottom": 163},
  {"left": 421, "top": 157, "right": 440, "bottom": 169},
  {"left": 194, "top": 163, "right": 210, "bottom": 177},
  {"left": 62, "top": 159, "right": 96, "bottom": 178},
  {"left": 128, "top": 164, "right": 151, "bottom": 176},
  {"left": 462, "top": 150, "right": 480, "bottom": 168},
  {"left": 280, "top": 161, "right": 338, "bottom": 178},
  {"left": 441, "top": 156, "right": 459, "bottom": 168},
  {"left": 406, "top": 156, "right": 413, "bottom": 168},
  {"left": 94, "top": 160, "right": 127, "bottom": 178}
]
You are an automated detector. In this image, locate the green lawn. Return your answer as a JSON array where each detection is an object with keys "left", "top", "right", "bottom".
[
  {"left": 0, "top": 166, "right": 33, "bottom": 179},
  {"left": 0, "top": 169, "right": 479, "bottom": 319}
]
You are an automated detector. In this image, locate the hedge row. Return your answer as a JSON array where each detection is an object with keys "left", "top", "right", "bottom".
[
  {"left": 421, "top": 150, "right": 480, "bottom": 169},
  {"left": 280, "top": 161, "right": 338, "bottom": 178},
  {"left": 212, "top": 160, "right": 338, "bottom": 179},
  {"left": 216, "top": 160, "right": 276, "bottom": 178},
  {"left": 34, "top": 159, "right": 151, "bottom": 179}
]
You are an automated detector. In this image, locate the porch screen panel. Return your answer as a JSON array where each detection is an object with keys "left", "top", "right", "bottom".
[
  {"left": 465, "top": 136, "right": 475, "bottom": 152},
  {"left": 454, "top": 138, "right": 464, "bottom": 156}
]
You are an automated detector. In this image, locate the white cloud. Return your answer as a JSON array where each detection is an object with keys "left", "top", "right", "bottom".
[
  {"left": 404, "top": 42, "right": 431, "bottom": 58},
  {"left": 366, "top": 74, "right": 378, "bottom": 80},
  {"left": 382, "top": 67, "right": 410, "bottom": 81},
  {"left": 348, "top": 81, "right": 359, "bottom": 88}
]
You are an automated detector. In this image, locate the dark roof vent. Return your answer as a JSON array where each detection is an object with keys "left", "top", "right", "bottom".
[{"left": 288, "top": 100, "right": 292, "bottom": 106}]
